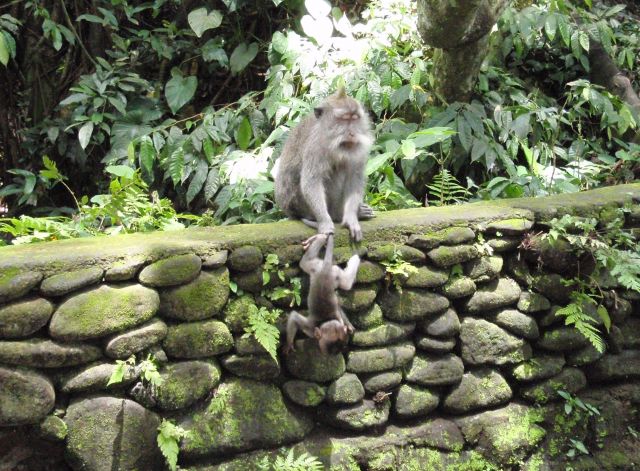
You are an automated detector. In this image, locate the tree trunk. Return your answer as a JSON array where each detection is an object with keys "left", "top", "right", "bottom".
[{"left": 417, "top": 0, "right": 509, "bottom": 103}]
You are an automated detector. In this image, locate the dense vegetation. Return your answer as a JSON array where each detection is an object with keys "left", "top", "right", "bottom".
[{"left": 0, "top": 0, "right": 639, "bottom": 244}]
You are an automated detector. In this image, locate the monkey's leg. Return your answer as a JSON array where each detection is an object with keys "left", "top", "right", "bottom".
[
  {"left": 300, "top": 174, "right": 335, "bottom": 235},
  {"left": 358, "top": 203, "right": 376, "bottom": 220},
  {"left": 285, "top": 310, "right": 316, "bottom": 353},
  {"left": 338, "top": 309, "right": 355, "bottom": 334},
  {"left": 336, "top": 254, "right": 360, "bottom": 290}
]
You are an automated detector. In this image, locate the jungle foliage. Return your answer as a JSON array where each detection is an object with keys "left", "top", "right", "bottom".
[{"left": 0, "top": 0, "right": 639, "bottom": 243}]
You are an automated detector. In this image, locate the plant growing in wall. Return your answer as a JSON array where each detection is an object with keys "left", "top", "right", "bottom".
[
  {"left": 381, "top": 247, "right": 419, "bottom": 292},
  {"left": 556, "top": 390, "right": 602, "bottom": 459},
  {"left": 244, "top": 305, "right": 282, "bottom": 363},
  {"left": 257, "top": 449, "right": 324, "bottom": 471},
  {"left": 262, "top": 253, "right": 303, "bottom": 307},
  {"left": 106, "top": 354, "right": 163, "bottom": 388},
  {"left": 157, "top": 419, "right": 190, "bottom": 471}
]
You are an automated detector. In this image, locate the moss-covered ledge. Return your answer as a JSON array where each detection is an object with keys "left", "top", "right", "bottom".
[{"left": 1, "top": 183, "right": 638, "bottom": 276}]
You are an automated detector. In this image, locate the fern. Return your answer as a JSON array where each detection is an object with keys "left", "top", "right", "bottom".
[
  {"left": 380, "top": 247, "right": 419, "bottom": 292},
  {"left": 157, "top": 419, "right": 189, "bottom": 471},
  {"left": 555, "top": 302, "right": 606, "bottom": 353},
  {"left": 426, "top": 169, "right": 470, "bottom": 206},
  {"left": 270, "top": 450, "right": 324, "bottom": 471},
  {"left": 243, "top": 306, "right": 282, "bottom": 363}
]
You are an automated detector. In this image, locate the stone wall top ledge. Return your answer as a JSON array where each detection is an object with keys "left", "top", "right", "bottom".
[{"left": 0, "top": 184, "right": 638, "bottom": 276}]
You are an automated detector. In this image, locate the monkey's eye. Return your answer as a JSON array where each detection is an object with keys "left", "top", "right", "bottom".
[{"left": 351, "top": 113, "right": 359, "bottom": 120}]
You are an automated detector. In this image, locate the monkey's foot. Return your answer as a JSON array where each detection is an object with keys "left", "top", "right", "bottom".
[
  {"left": 282, "top": 343, "right": 295, "bottom": 355},
  {"left": 342, "top": 218, "right": 362, "bottom": 242},
  {"left": 302, "top": 233, "right": 328, "bottom": 250},
  {"left": 358, "top": 203, "right": 375, "bottom": 220}
]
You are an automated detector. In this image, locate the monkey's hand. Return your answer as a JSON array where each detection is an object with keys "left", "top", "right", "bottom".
[
  {"left": 302, "top": 233, "right": 328, "bottom": 250},
  {"left": 342, "top": 216, "right": 362, "bottom": 242},
  {"left": 283, "top": 342, "right": 295, "bottom": 355},
  {"left": 317, "top": 220, "right": 335, "bottom": 236}
]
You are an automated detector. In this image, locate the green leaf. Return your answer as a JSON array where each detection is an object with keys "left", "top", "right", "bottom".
[
  {"left": 578, "top": 31, "right": 589, "bottom": 52},
  {"left": 78, "top": 122, "right": 94, "bottom": 150},
  {"left": 202, "top": 39, "right": 228, "bottom": 65},
  {"left": 107, "top": 362, "right": 126, "bottom": 386},
  {"left": 229, "top": 42, "right": 259, "bottom": 74},
  {"left": 203, "top": 137, "right": 215, "bottom": 164},
  {"left": 271, "top": 31, "right": 288, "bottom": 54},
  {"left": 187, "top": 8, "right": 223, "bottom": 38},
  {"left": 235, "top": 117, "right": 252, "bottom": 150},
  {"left": 305, "top": 0, "right": 331, "bottom": 19},
  {"left": 168, "top": 148, "right": 184, "bottom": 186},
  {"left": 165, "top": 70, "right": 198, "bottom": 114},
  {"left": 301, "top": 14, "right": 333, "bottom": 44},
  {"left": 0, "top": 31, "right": 10, "bottom": 66},
  {"left": 203, "top": 169, "right": 220, "bottom": 201},
  {"left": 139, "top": 136, "right": 155, "bottom": 175},
  {"left": 545, "top": 13, "right": 557, "bottom": 41},
  {"left": 401, "top": 140, "right": 417, "bottom": 159},
  {"left": 106, "top": 165, "right": 135, "bottom": 179},
  {"left": 186, "top": 160, "right": 209, "bottom": 205},
  {"left": 596, "top": 305, "right": 611, "bottom": 332},
  {"left": 127, "top": 140, "right": 136, "bottom": 162}
]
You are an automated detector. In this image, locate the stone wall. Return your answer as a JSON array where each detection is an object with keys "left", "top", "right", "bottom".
[{"left": 1, "top": 184, "right": 639, "bottom": 471}]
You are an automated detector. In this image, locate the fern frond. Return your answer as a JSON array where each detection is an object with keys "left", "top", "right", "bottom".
[{"left": 426, "top": 169, "right": 469, "bottom": 206}]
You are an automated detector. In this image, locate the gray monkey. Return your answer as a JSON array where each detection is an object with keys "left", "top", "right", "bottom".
[
  {"left": 284, "top": 233, "right": 358, "bottom": 355},
  {"left": 274, "top": 87, "right": 374, "bottom": 242}
]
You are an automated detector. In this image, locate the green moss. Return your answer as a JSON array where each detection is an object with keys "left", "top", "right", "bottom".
[
  {"left": 487, "top": 218, "right": 534, "bottom": 233},
  {"left": 427, "top": 244, "right": 479, "bottom": 267},
  {"left": 0, "top": 267, "right": 20, "bottom": 287},
  {"left": 223, "top": 295, "right": 257, "bottom": 333}
]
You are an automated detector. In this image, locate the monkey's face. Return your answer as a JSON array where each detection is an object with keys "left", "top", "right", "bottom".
[
  {"left": 315, "top": 95, "right": 373, "bottom": 158},
  {"left": 314, "top": 320, "right": 349, "bottom": 355}
]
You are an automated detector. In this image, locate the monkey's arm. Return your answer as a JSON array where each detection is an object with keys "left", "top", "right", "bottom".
[
  {"left": 300, "top": 168, "right": 334, "bottom": 235},
  {"left": 285, "top": 310, "right": 316, "bottom": 353},
  {"left": 338, "top": 309, "right": 355, "bottom": 334},
  {"left": 341, "top": 169, "right": 366, "bottom": 241},
  {"left": 299, "top": 233, "right": 327, "bottom": 274},
  {"left": 336, "top": 254, "right": 360, "bottom": 290}
]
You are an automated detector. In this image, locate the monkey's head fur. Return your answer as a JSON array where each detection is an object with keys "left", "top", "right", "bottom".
[
  {"left": 314, "top": 319, "right": 349, "bottom": 355},
  {"left": 313, "top": 87, "right": 373, "bottom": 162}
]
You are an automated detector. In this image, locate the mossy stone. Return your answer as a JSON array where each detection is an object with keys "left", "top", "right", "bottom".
[
  {"left": 282, "top": 380, "right": 326, "bottom": 407},
  {"left": 566, "top": 343, "right": 605, "bottom": 367},
  {"left": 379, "top": 289, "right": 449, "bottom": 322},
  {"left": 273, "top": 245, "right": 304, "bottom": 265},
  {"left": 155, "top": 359, "right": 222, "bottom": 410},
  {"left": 367, "top": 243, "right": 426, "bottom": 263},
  {"left": 163, "top": 319, "right": 233, "bottom": 359},
  {"left": 462, "top": 278, "right": 521, "bottom": 313},
  {"left": 621, "top": 317, "right": 640, "bottom": 348},
  {"left": 415, "top": 335, "right": 456, "bottom": 353},
  {"left": 440, "top": 276, "right": 476, "bottom": 299},
  {"left": 361, "top": 370, "right": 403, "bottom": 394},
  {"left": 49, "top": 283, "right": 159, "bottom": 341},
  {"left": 419, "top": 307, "right": 460, "bottom": 337},
  {"left": 180, "top": 378, "right": 314, "bottom": 458},
  {"left": 138, "top": 254, "right": 202, "bottom": 287},
  {"left": 221, "top": 354, "right": 280, "bottom": 380},
  {"left": 159, "top": 268, "right": 229, "bottom": 321},
  {"left": 321, "top": 399, "right": 390, "bottom": 431},
  {"left": 517, "top": 292, "right": 551, "bottom": 313},
  {"left": 326, "top": 373, "right": 365, "bottom": 405},
  {"left": 355, "top": 261, "right": 386, "bottom": 284},
  {"left": 104, "top": 257, "right": 146, "bottom": 281},
  {"left": 0, "top": 366, "right": 55, "bottom": 426},
  {"left": 234, "top": 335, "right": 267, "bottom": 355},
  {"left": 233, "top": 269, "right": 265, "bottom": 293},
  {"left": 394, "top": 384, "right": 439, "bottom": 419},
  {"left": 349, "top": 303, "right": 385, "bottom": 330},
  {"left": 427, "top": 244, "right": 479, "bottom": 268},
  {"left": 532, "top": 273, "right": 576, "bottom": 304},
  {"left": 443, "top": 369, "right": 512, "bottom": 414},
  {"left": 485, "top": 308, "right": 539, "bottom": 340},
  {"left": 40, "top": 267, "right": 104, "bottom": 297},
  {"left": 339, "top": 286, "right": 378, "bottom": 312},
  {"left": 405, "top": 265, "right": 449, "bottom": 288},
  {"left": 346, "top": 341, "right": 415, "bottom": 374},
  {"left": 0, "top": 339, "right": 101, "bottom": 368},
  {"left": 587, "top": 350, "right": 640, "bottom": 382},
  {"left": 460, "top": 317, "right": 531, "bottom": 365},
  {"left": 60, "top": 361, "right": 138, "bottom": 393},
  {"left": 228, "top": 245, "right": 263, "bottom": 272},
  {"left": 404, "top": 353, "right": 464, "bottom": 386},
  {"left": 465, "top": 255, "right": 503, "bottom": 283},
  {"left": 506, "top": 253, "right": 535, "bottom": 287},
  {"left": 408, "top": 226, "right": 475, "bottom": 250},
  {"left": 202, "top": 250, "right": 228, "bottom": 268},
  {"left": 223, "top": 295, "right": 258, "bottom": 333},
  {"left": 0, "top": 269, "right": 42, "bottom": 304},
  {"left": 487, "top": 237, "right": 521, "bottom": 252},
  {"left": 486, "top": 218, "right": 534, "bottom": 234},
  {"left": 104, "top": 318, "right": 168, "bottom": 359},
  {"left": 351, "top": 322, "right": 415, "bottom": 347},
  {"left": 510, "top": 354, "right": 565, "bottom": 382},
  {"left": 537, "top": 326, "right": 590, "bottom": 352},
  {"left": 39, "top": 415, "right": 68, "bottom": 441},
  {"left": 285, "top": 338, "right": 345, "bottom": 382},
  {"left": 520, "top": 367, "right": 586, "bottom": 404},
  {"left": 65, "top": 396, "right": 163, "bottom": 470},
  {"left": 0, "top": 297, "right": 54, "bottom": 339}
]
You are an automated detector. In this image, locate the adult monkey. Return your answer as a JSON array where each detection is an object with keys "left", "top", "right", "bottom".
[
  {"left": 274, "top": 86, "right": 374, "bottom": 241},
  {"left": 284, "top": 232, "right": 358, "bottom": 355}
]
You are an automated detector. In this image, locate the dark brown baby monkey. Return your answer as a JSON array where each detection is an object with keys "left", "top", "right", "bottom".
[
  {"left": 284, "top": 232, "right": 359, "bottom": 355},
  {"left": 274, "top": 86, "right": 374, "bottom": 241}
]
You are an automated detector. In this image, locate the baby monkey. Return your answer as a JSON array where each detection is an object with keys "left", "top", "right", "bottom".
[{"left": 284, "top": 233, "right": 359, "bottom": 355}]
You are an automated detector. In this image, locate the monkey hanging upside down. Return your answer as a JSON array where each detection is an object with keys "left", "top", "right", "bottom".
[
  {"left": 284, "top": 232, "right": 359, "bottom": 355},
  {"left": 274, "top": 86, "right": 375, "bottom": 242}
]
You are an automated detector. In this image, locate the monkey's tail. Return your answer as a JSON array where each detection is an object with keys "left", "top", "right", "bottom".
[{"left": 323, "top": 233, "right": 334, "bottom": 269}]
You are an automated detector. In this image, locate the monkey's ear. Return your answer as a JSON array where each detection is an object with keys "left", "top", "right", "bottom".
[{"left": 314, "top": 107, "right": 324, "bottom": 119}]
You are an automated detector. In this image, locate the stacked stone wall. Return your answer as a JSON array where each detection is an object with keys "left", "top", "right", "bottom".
[{"left": 1, "top": 184, "right": 639, "bottom": 470}]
